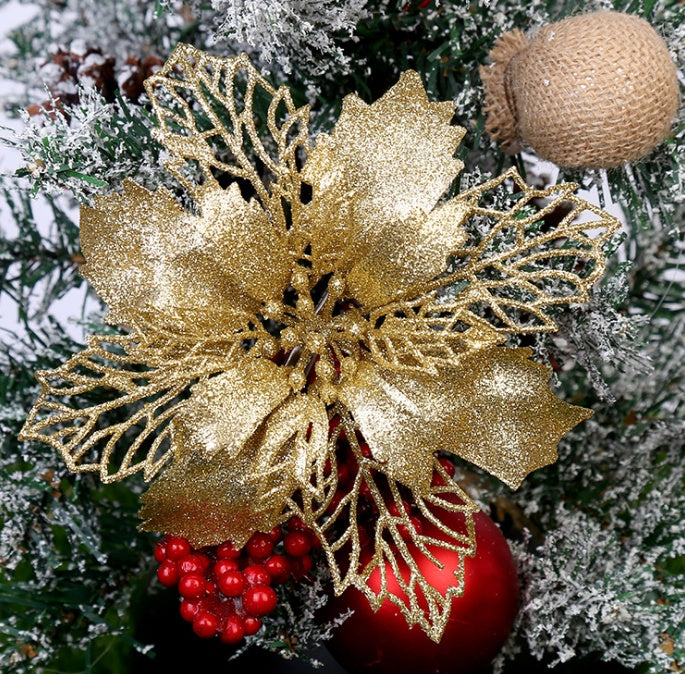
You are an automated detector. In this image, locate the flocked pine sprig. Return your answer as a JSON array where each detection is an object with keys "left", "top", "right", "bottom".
[
  {"left": 501, "top": 505, "right": 685, "bottom": 673},
  {"left": 0, "top": 327, "right": 154, "bottom": 673},
  {"left": 0, "top": 182, "right": 82, "bottom": 331},
  {"left": 496, "top": 314, "right": 685, "bottom": 673},
  {"left": 188, "top": 0, "right": 369, "bottom": 75},
  {"left": 7, "top": 89, "right": 167, "bottom": 203},
  {"left": 229, "top": 564, "right": 352, "bottom": 667},
  {"left": 0, "top": 0, "right": 200, "bottom": 95}
]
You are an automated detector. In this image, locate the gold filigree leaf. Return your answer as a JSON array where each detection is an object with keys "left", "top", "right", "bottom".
[
  {"left": 448, "top": 168, "right": 620, "bottom": 332},
  {"left": 18, "top": 335, "right": 242, "bottom": 483},
  {"left": 292, "top": 409, "right": 477, "bottom": 642},
  {"left": 365, "top": 312, "right": 502, "bottom": 374},
  {"left": 145, "top": 44, "right": 310, "bottom": 225},
  {"left": 378, "top": 168, "right": 620, "bottom": 333}
]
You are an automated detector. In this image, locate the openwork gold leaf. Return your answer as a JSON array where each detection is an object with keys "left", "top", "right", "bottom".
[
  {"left": 373, "top": 168, "right": 620, "bottom": 338},
  {"left": 19, "top": 334, "right": 246, "bottom": 483},
  {"left": 366, "top": 310, "right": 503, "bottom": 374},
  {"left": 450, "top": 168, "right": 620, "bottom": 332},
  {"left": 145, "top": 44, "right": 310, "bottom": 226},
  {"left": 290, "top": 406, "right": 478, "bottom": 642}
]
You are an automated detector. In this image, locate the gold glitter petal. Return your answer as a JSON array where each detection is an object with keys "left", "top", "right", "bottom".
[
  {"left": 139, "top": 359, "right": 300, "bottom": 546},
  {"left": 171, "top": 357, "right": 292, "bottom": 463},
  {"left": 302, "top": 70, "right": 465, "bottom": 298},
  {"left": 345, "top": 197, "right": 469, "bottom": 308},
  {"left": 339, "top": 348, "right": 589, "bottom": 491},
  {"left": 441, "top": 346, "right": 592, "bottom": 487},
  {"left": 258, "top": 394, "right": 330, "bottom": 491},
  {"left": 196, "top": 183, "right": 293, "bottom": 306},
  {"left": 139, "top": 435, "right": 293, "bottom": 548},
  {"left": 337, "top": 361, "right": 439, "bottom": 492},
  {"left": 81, "top": 180, "right": 261, "bottom": 330}
]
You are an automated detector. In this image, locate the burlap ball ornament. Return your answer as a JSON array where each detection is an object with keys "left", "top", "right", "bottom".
[{"left": 481, "top": 11, "right": 679, "bottom": 169}]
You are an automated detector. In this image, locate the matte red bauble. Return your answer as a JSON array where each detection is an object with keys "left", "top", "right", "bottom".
[{"left": 326, "top": 510, "right": 518, "bottom": 674}]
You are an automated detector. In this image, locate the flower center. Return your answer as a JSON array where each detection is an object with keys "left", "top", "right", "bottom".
[{"left": 262, "top": 269, "right": 367, "bottom": 395}]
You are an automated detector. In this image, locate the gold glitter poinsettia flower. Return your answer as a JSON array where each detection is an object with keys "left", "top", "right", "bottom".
[{"left": 21, "top": 45, "right": 619, "bottom": 640}]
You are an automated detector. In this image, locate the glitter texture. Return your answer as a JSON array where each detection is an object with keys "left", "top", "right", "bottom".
[{"left": 20, "top": 45, "right": 619, "bottom": 641}]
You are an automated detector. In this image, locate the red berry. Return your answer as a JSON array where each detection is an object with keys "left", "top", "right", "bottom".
[
  {"left": 178, "top": 554, "right": 206, "bottom": 575},
  {"left": 219, "top": 615, "right": 245, "bottom": 644},
  {"left": 178, "top": 573, "right": 205, "bottom": 599},
  {"left": 300, "top": 554, "right": 313, "bottom": 574},
  {"left": 291, "top": 554, "right": 313, "bottom": 580},
  {"left": 264, "top": 555, "right": 291, "bottom": 584},
  {"left": 157, "top": 561, "right": 179, "bottom": 587},
  {"left": 292, "top": 555, "right": 312, "bottom": 581},
  {"left": 217, "top": 570, "right": 245, "bottom": 597},
  {"left": 214, "top": 559, "right": 239, "bottom": 577},
  {"left": 196, "top": 553, "right": 211, "bottom": 570},
  {"left": 166, "top": 536, "right": 191, "bottom": 561},
  {"left": 154, "top": 540, "right": 167, "bottom": 563},
  {"left": 267, "top": 525, "right": 283, "bottom": 543},
  {"left": 204, "top": 579, "right": 217, "bottom": 596},
  {"left": 244, "top": 616, "right": 262, "bottom": 635},
  {"left": 246, "top": 532, "right": 274, "bottom": 560},
  {"left": 217, "top": 541, "right": 241, "bottom": 559},
  {"left": 284, "top": 532, "right": 311, "bottom": 557},
  {"left": 287, "top": 516, "right": 310, "bottom": 533},
  {"left": 193, "top": 611, "right": 219, "bottom": 638},
  {"left": 243, "top": 565, "right": 270, "bottom": 586},
  {"left": 179, "top": 598, "right": 201, "bottom": 622},
  {"left": 243, "top": 585, "right": 278, "bottom": 617}
]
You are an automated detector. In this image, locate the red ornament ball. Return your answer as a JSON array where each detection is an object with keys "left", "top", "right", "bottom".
[{"left": 325, "top": 510, "right": 519, "bottom": 674}]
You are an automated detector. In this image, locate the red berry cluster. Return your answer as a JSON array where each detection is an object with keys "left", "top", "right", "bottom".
[{"left": 154, "top": 520, "right": 318, "bottom": 644}]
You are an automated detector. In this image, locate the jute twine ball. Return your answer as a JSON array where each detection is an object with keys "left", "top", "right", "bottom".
[{"left": 480, "top": 11, "right": 680, "bottom": 169}]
